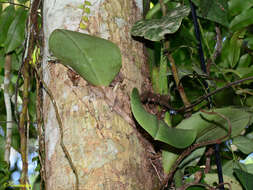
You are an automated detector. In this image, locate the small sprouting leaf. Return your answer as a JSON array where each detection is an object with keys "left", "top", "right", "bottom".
[
  {"left": 130, "top": 88, "right": 197, "bottom": 148},
  {"left": 84, "top": 1, "right": 92, "bottom": 6},
  {"left": 230, "top": 8, "right": 253, "bottom": 31},
  {"left": 82, "top": 16, "right": 89, "bottom": 22},
  {"left": 232, "top": 136, "right": 253, "bottom": 154},
  {"left": 0, "top": 5, "right": 15, "bottom": 46},
  {"left": 195, "top": 0, "right": 229, "bottom": 27},
  {"left": 4, "top": 8, "right": 27, "bottom": 53},
  {"left": 234, "top": 169, "right": 253, "bottom": 190},
  {"left": 49, "top": 29, "right": 122, "bottom": 86},
  {"left": 131, "top": 5, "right": 190, "bottom": 41},
  {"left": 79, "top": 22, "right": 87, "bottom": 29},
  {"left": 84, "top": 7, "right": 90, "bottom": 14},
  {"left": 176, "top": 107, "right": 252, "bottom": 143}
]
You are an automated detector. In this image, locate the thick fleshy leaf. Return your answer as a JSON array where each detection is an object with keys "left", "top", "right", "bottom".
[
  {"left": 49, "top": 29, "right": 122, "bottom": 86},
  {"left": 176, "top": 107, "right": 252, "bottom": 143},
  {"left": 234, "top": 169, "right": 253, "bottom": 190},
  {"left": 130, "top": 88, "right": 196, "bottom": 148},
  {"left": 0, "top": 6, "right": 15, "bottom": 46},
  {"left": 230, "top": 8, "right": 253, "bottom": 31},
  {"left": 233, "top": 136, "right": 253, "bottom": 154},
  {"left": 194, "top": 0, "right": 229, "bottom": 26},
  {"left": 4, "top": 8, "right": 27, "bottom": 53},
  {"left": 131, "top": 5, "right": 190, "bottom": 41}
]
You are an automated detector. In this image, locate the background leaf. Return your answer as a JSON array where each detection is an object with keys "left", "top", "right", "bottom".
[
  {"left": 228, "top": 0, "right": 253, "bottom": 15},
  {"left": 49, "top": 29, "right": 122, "bottom": 86},
  {"left": 232, "top": 136, "right": 253, "bottom": 154},
  {"left": 205, "top": 174, "right": 242, "bottom": 190},
  {"left": 0, "top": 6, "right": 15, "bottom": 46},
  {"left": 234, "top": 169, "right": 253, "bottom": 190},
  {"left": 230, "top": 8, "right": 253, "bottom": 31},
  {"left": 4, "top": 7, "right": 27, "bottom": 53},
  {"left": 194, "top": 0, "right": 229, "bottom": 26},
  {"left": 131, "top": 5, "right": 190, "bottom": 41},
  {"left": 176, "top": 107, "right": 252, "bottom": 143}
]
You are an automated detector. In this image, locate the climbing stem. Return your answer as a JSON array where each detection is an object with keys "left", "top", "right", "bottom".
[
  {"left": 19, "top": 60, "right": 30, "bottom": 187},
  {"left": 159, "top": 0, "right": 191, "bottom": 108}
]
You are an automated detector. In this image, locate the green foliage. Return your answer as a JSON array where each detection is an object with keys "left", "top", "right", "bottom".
[
  {"left": 0, "top": 5, "right": 15, "bottom": 46},
  {"left": 228, "top": 0, "right": 253, "bottom": 15},
  {"left": 177, "top": 107, "right": 252, "bottom": 143},
  {"left": 193, "top": 0, "right": 229, "bottom": 26},
  {"left": 4, "top": 7, "right": 27, "bottom": 53},
  {"left": 234, "top": 169, "right": 253, "bottom": 190},
  {"left": 49, "top": 29, "right": 122, "bottom": 86},
  {"left": 230, "top": 8, "right": 253, "bottom": 31},
  {"left": 130, "top": 0, "right": 253, "bottom": 188},
  {"left": 232, "top": 136, "right": 253, "bottom": 154},
  {"left": 0, "top": 161, "right": 11, "bottom": 189}
]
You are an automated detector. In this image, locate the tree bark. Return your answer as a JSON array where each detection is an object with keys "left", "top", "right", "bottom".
[{"left": 42, "top": 0, "right": 160, "bottom": 189}]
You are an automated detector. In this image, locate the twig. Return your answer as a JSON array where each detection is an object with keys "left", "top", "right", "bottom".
[
  {"left": 179, "top": 76, "right": 253, "bottom": 112},
  {"left": 4, "top": 55, "right": 12, "bottom": 164},
  {"left": 0, "top": 1, "right": 29, "bottom": 9},
  {"left": 160, "top": 110, "right": 232, "bottom": 189},
  {"left": 159, "top": 0, "right": 191, "bottom": 110},
  {"left": 34, "top": 68, "right": 79, "bottom": 190},
  {"left": 213, "top": 26, "right": 222, "bottom": 60}
]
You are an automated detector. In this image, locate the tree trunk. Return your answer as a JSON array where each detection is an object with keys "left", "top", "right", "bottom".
[{"left": 42, "top": 0, "right": 160, "bottom": 189}]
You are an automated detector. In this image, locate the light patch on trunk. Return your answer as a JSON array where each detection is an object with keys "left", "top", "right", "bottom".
[
  {"left": 46, "top": 103, "right": 59, "bottom": 160},
  {"left": 134, "top": 0, "right": 143, "bottom": 13}
]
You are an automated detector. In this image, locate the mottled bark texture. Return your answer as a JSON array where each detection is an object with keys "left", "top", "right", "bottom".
[{"left": 43, "top": 0, "right": 160, "bottom": 189}]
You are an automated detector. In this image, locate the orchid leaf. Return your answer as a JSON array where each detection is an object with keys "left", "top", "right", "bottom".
[{"left": 49, "top": 29, "right": 122, "bottom": 86}]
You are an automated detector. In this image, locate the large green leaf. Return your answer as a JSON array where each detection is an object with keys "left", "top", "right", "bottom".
[
  {"left": 234, "top": 169, "right": 253, "bottom": 190},
  {"left": 131, "top": 5, "right": 190, "bottom": 41},
  {"left": 193, "top": 0, "right": 229, "bottom": 27},
  {"left": 233, "top": 136, "right": 253, "bottom": 154},
  {"left": 4, "top": 7, "right": 27, "bottom": 53},
  {"left": 230, "top": 8, "right": 253, "bottom": 31},
  {"left": 0, "top": 6, "right": 15, "bottom": 46},
  {"left": 49, "top": 29, "right": 122, "bottom": 86},
  {"left": 130, "top": 88, "right": 196, "bottom": 148},
  {"left": 176, "top": 107, "right": 252, "bottom": 143}
]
